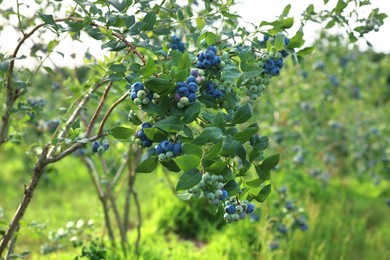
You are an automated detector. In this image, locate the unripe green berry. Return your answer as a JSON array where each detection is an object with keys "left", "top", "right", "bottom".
[
  {"left": 158, "top": 153, "right": 167, "bottom": 161},
  {"left": 235, "top": 205, "right": 244, "bottom": 213},
  {"left": 224, "top": 213, "right": 233, "bottom": 223},
  {"left": 137, "top": 90, "right": 147, "bottom": 99},
  {"left": 207, "top": 192, "right": 215, "bottom": 200},
  {"left": 134, "top": 98, "right": 142, "bottom": 105},
  {"left": 203, "top": 172, "right": 211, "bottom": 182},
  {"left": 198, "top": 69, "right": 205, "bottom": 76},
  {"left": 217, "top": 182, "right": 224, "bottom": 190},
  {"left": 211, "top": 175, "right": 219, "bottom": 182},
  {"left": 250, "top": 85, "right": 258, "bottom": 92},
  {"left": 180, "top": 97, "right": 189, "bottom": 106},
  {"left": 97, "top": 146, "right": 105, "bottom": 155},
  {"left": 166, "top": 151, "right": 174, "bottom": 159},
  {"left": 219, "top": 61, "right": 226, "bottom": 67},
  {"left": 215, "top": 190, "right": 223, "bottom": 198},
  {"left": 142, "top": 97, "right": 150, "bottom": 105},
  {"left": 231, "top": 213, "right": 240, "bottom": 221},
  {"left": 221, "top": 52, "right": 229, "bottom": 60},
  {"left": 177, "top": 102, "right": 185, "bottom": 109},
  {"left": 250, "top": 94, "right": 258, "bottom": 101},
  {"left": 246, "top": 89, "right": 252, "bottom": 96},
  {"left": 225, "top": 87, "right": 232, "bottom": 94}
]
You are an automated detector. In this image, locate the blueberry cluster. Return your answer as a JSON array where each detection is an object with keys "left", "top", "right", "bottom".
[
  {"left": 269, "top": 241, "right": 280, "bottom": 251},
  {"left": 258, "top": 51, "right": 284, "bottom": 76},
  {"left": 129, "top": 82, "right": 153, "bottom": 106},
  {"left": 189, "top": 68, "right": 206, "bottom": 85},
  {"left": 197, "top": 45, "right": 221, "bottom": 69},
  {"left": 187, "top": 173, "right": 228, "bottom": 205},
  {"left": 242, "top": 76, "right": 270, "bottom": 101},
  {"left": 135, "top": 122, "right": 153, "bottom": 147},
  {"left": 223, "top": 197, "right": 255, "bottom": 223},
  {"left": 92, "top": 139, "right": 110, "bottom": 154},
  {"left": 175, "top": 75, "right": 199, "bottom": 109},
  {"left": 155, "top": 140, "right": 182, "bottom": 161},
  {"left": 171, "top": 36, "right": 185, "bottom": 53},
  {"left": 204, "top": 81, "right": 224, "bottom": 98}
]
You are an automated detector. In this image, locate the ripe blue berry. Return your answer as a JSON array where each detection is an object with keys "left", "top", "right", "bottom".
[
  {"left": 187, "top": 82, "right": 198, "bottom": 93},
  {"left": 141, "top": 122, "right": 152, "bottom": 128},
  {"left": 130, "top": 92, "right": 137, "bottom": 100},
  {"left": 205, "top": 82, "right": 214, "bottom": 94},
  {"left": 264, "top": 59, "right": 275, "bottom": 69},
  {"left": 207, "top": 45, "right": 217, "bottom": 54},
  {"left": 186, "top": 76, "right": 197, "bottom": 84},
  {"left": 197, "top": 52, "right": 205, "bottom": 62},
  {"left": 212, "top": 89, "right": 223, "bottom": 98},
  {"left": 202, "top": 59, "right": 212, "bottom": 68},
  {"left": 92, "top": 141, "right": 100, "bottom": 153},
  {"left": 178, "top": 87, "right": 189, "bottom": 97},
  {"left": 132, "top": 82, "right": 144, "bottom": 92},
  {"left": 225, "top": 205, "right": 236, "bottom": 214},
  {"left": 102, "top": 140, "right": 110, "bottom": 151},
  {"left": 155, "top": 144, "right": 164, "bottom": 155},
  {"left": 161, "top": 140, "right": 174, "bottom": 152},
  {"left": 172, "top": 142, "right": 182, "bottom": 156},
  {"left": 212, "top": 56, "right": 221, "bottom": 66},
  {"left": 143, "top": 139, "right": 152, "bottom": 147},
  {"left": 136, "top": 130, "right": 147, "bottom": 141},
  {"left": 188, "top": 93, "right": 197, "bottom": 102},
  {"left": 246, "top": 203, "right": 255, "bottom": 213},
  {"left": 190, "top": 69, "right": 199, "bottom": 77}
]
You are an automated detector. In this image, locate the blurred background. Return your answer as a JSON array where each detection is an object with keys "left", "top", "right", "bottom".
[{"left": 0, "top": 0, "right": 389, "bottom": 259}]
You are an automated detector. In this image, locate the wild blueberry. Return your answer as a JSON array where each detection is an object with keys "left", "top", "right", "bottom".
[
  {"left": 284, "top": 37, "right": 290, "bottom": 45},
  {"left": 141, "top": 122, "right": 152, "bottom": 128},
  {"left": 221, "top": 190, "right": 228, "bottom": 200},
  {"left": 275, "top": 58, "right": 283, "bottom": 68},
  {"left": 264, "top": 59, "right": 275, "bottom": 69},
  {"left": 202, "top": 59, "right": 212, "bottom": 68},
  {"left": 130, "top": 92, "right": 137, "bottom": 100},
  {"left": 207, "top": 45, "right": 217, "bottom": 54},
  {"left": 212, "top": 56, "right": 221, "bottom": 66},
  {"left": 190, "top": 69, "right": 199, "bottom": 77},
  {"left": 204, "top": 50, "right": 215, "bottom": 60},
  {"left": 136, "top": 130, "right": 147, "bottom": 141},
  {"left": 205, "top": 82, "right": 214, "bottom": 94},
  {"left": 92, "top": 141, "right": 100, "bottom": 153},
  {"left": 270, "top": 66, "right": 280, "bottom": 76},
  {"left": 155, "top": 144, "right": 164, "bottom": 155},
  {"left": 187, "top": 82, "right": 198, "bottom": 93},
  {"left": 188, "top": 93, "right": 197, "bottom": 102},
  {"left": 161, "top": 140, "right": 174, "bottom": 152},
  {"left": 212, "top": 89, "right": 223, "bottom": 98},
  {"left": 246, "top": 203, "right": 255, "bottom": 213},
  {"left": 172, "top": 142, "right": 182, "bottom": 156},
  {"left": 132, "top": 82, "right": 144, "bottom": 92},
  {"left": 102, "top": 140, "right": 110, "bottom": 151},
  {"left": 178, "top": 87, "right": 189, "bottom": 97},
  {"left": 197, "top": 52, "right": 205, "bottom": 62},
  {"left": 143, "top": 139, "right": 152, "bottom": 147},
  {"left": 225, "top": 204, "right": 235, "bottom": 214},
  {"left": 186, "top": 76, "right": 197, "bottom": 84}
]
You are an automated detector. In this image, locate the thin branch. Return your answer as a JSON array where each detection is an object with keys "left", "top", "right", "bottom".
[
  {"left": 99, "top": 155, "right": 127, "bottom": 253},
  {"left": 97, "top": 91, "right": 130, "bottom": 136},
  {"left": 5, "top": 224, "right": 19, "bottom": 260},
  {"left": 82, "top": 157, "right": 116, "bottom": 248},
  {"left": 86, "top": 82, "right": 114, "bottom": 136},
  {"left": 111, "top": 157, "right": 129, "bottom": 189}
]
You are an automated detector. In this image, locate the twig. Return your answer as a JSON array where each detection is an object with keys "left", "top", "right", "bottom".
[
  {"left": 82, "top": 157, "right": 116, "bottom": 248},
  {"left": 111, "top": 157, "right": 129, "bottom": 189},
  {"left": 5, "top": 224, "right": 19, "bottom": 260},
  {"left": 97, "top": 91, "right": 130, "bottom": 136},
  {"left": 86, "top": 82, "right": 114, "bottom": 136}
]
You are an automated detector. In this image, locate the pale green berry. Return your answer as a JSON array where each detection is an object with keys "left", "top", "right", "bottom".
[
  {"left": 215, "top": 190, "right": 223, "bottom": 198},
  {"left": 166, "top": 151, "right": 174, "bottom": 159},
  {"left": 236, "top": 205, "right": 244, "bottom": 213},
  {"left": 217, "top": 182, "right": 224, "bottom": 190},
  {"left": 207, "top": 192, "right": 215, "bottom": 200},
  {"left": 97, "top": 146, "right": 105, "bottom": 155},
  {"left": 250, "top": 94, "right": 258, "bottom": 101},
  {"left": 246, "top": 89, "right": 252, "bottom": 96},
  {"left": 202, "top": 172, "right": 211, "bottom": 182},
  {"left": 239, "top": 212, "right": 247, "bottom": 219},
  {"left": 134, "top": 98, "right": 142, "bottom": 105},
  {"left": 225, "top": 87, "right": 232, "bottom": 94},
  {"left": 141, "top": 97, "right": 150, "bottom": 105},
  {"left": 231, "top": 213, "right": 240, "bottom": 221},
  {"left": 198, "top": 181, "right": 206, "bottom": 190},
  {"left": 177, "top": 102, "right": 185, "bottom": 109},
  {"left": 219, "top": 61, "right": 226, "bottom": 68},
  {"left": 218, "top": 175, "right": 224, "bottom": 181},
  {"left": 224, "top": 213, "right": 233, "bottom": 223},
  {"left": 211, "top": 175, "right": 219, "bottom": 182},
  {"left": 221, "top": 52, "right": 229, "bottom": 60},
  {"left": 198, "top": 69, "right": 205, "bottom": 76},
  {"left": 137, "top": 90, "right": 147, "bottom": 99},
  {"left": 250, "top": 85, "right": 258, "bottom": 92},
  {"left": 269, "top": 52, "right": 276, "bottom": 59},
  {"left": 180, "top": 97, "right": 189, "bottom": 106},
  {"left": 158, "top": 153, "right": 167, "bottom": 161}
]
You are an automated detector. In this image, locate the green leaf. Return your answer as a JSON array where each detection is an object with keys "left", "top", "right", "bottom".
[
  {"left": 196, "top": 18, "right": 205, "bottom": 30},
  {"left": 160, "top": 159, "right": 180, "bottom": 172},
  {"left": 222, "top": 65, "right": 241, "bottom": 79},
  {"left": 203, "top": 160, "right": 228, "bottom": 173},
  {"left": 297, "top": 47, "right": 315, "bottom": 56},
  {"left": 334, "top": 0, "right": 347, "bottom": 13},
  {"left": 110, "top": 126, "right": 135, "bottom": 139},
  {"left": 178, "top": 52, "right": 191, "bottom": 70},
  {"left": 224, "top": 180, "right": 241, "bottom": 195},
  {"left": 233, "top": 126, "right": 259, "bottom": 143},
  {"left": 245, "top": 178, "right": 265, "bottom": 188},
  {"left": 177, "top": 192, "right": 192, "bottom": 201},
  {"left": 109, "top": 64, "right": 127, "bottom": 73},
  {"left": 106, "top": 0, "right": 126, "bottom": 12},
  {"left": 182, "top": 143, "right": 203, "bottom": 157},
  {"left": 142, "top": 12, "right": 157, "bottom": 31},
  {"left": 38, "top": 13, "right": 59, "bottom": 29},
  {"left": 255, "top": 164, "right": 270, "bottom": 181},
  {"left": 193, "top": 127, "right": 224, "bottom": 145},
  {"left": 260, "top": 154, "right": 279, "bottom": 171},
  {"left": 142, "top": 58, "right": 157, "bottom": 77},
  {"left": 205, "top": 32, "right": 217, "bottom": 45},
  {"left": 220, "top": 136, "right": 241, "bottom": 158},
  {"left": 154, "top": 116, "right": 183, "bottom": 132},
  {"left": 144, "top": 78, "right": 174, "bottom": 95},
  {"left": 176, "top": 168, "right": 202, "bottom": 191},
  {"left": 173, "top": 155, "right": 201, "bottom": 171},
  {"left": 47, "top": 40, "right": 59, "bottom": 53},
  {"left": 183, "top": 102, "right": 201, "bottom": 124},
  {"left": 213, "top": 112, "right": 226, "bottom": 128},
  {"left": 136, "top": 156, "right": 158, "bottom": 173},
  {"left": 274, "top": 34, "right": 286, "bottom": 51},
  {"left": 143, "top": 127, "right": 168, "bottom": 142},
  {"left": 232, "top": 104, "right": 252, "bottom": 124},
  {"left": 280, "top": 4, "right": 291, "bottom": 18},
  {"left": 289, "top": 29, "right": 304, "bottom": 48},
  {"left": 204, "top": 139, "right": 223, "bottom": 160},
  {"left": 127, "top": 110, "right": 142, "bottom": 125},
  {"left": 252, "top": 184, "right": 271, "bottom": 202}
]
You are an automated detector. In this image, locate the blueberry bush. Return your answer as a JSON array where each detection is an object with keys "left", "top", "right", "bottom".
[{"left": 0, "top": 0, "right": 386, "bottom": 258}]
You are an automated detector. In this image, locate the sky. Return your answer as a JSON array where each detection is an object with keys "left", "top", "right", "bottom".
[{"left": 0, "top": 0, "right": 389, "bottom": 68}]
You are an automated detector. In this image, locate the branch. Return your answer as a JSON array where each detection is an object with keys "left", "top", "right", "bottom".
[
  {"left": 97, "top": 91, "right": 130, "bottom": 136},
  {"left": 85, "top": 82, "right": 114, "bottom": 137}
]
